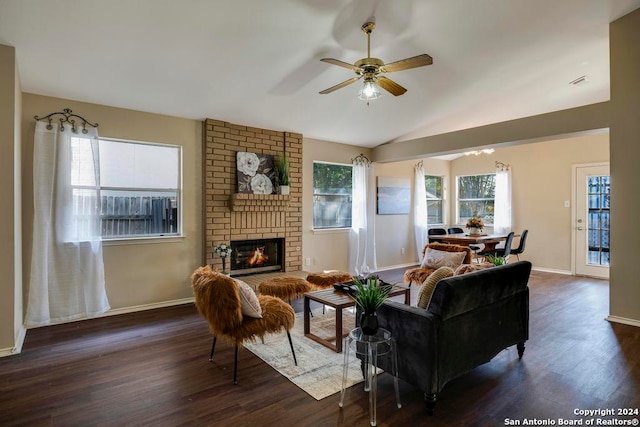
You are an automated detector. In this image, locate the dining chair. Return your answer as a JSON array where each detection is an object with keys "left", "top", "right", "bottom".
[
  {"left": 509, "top": 229, "right": 528, "bottom": 261},
  {"left": 494, "top": 232, "right": 515, "bottom": 259},
  {"left": 428, "top": 228, "right": 447, "bottom": 242}
]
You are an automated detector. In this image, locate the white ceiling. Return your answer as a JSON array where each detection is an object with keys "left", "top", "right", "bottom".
[{"left": 1, "top": 0, "right": 639, "bottom": 148}]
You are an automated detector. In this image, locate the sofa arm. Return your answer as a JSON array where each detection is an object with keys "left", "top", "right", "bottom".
[{"left": 356, "top": 300, "right": 442, "bottom": 395}]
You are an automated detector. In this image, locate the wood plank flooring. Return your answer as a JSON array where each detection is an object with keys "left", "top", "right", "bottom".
[{"left": 1, "top": 269, "right": 639, "bottom": 426}]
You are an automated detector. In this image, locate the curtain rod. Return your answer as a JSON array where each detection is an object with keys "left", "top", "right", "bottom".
[
  {"left": 351, "top": 153, "right": 371, "bottom": 166},
  {"left": 34, "top": 108, "right": 99, "bottom": 134}
]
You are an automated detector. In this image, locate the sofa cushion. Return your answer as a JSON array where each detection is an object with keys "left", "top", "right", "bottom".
[
  {"left": 428, "top": 262, "right": 532, "bottom": 321},
  {"left": 421, "top": 248, "right": 466, "bottom": 270},
  {"left": 234, "top": 278, "right": 263, "bottom": 318},
  {"left": 417, "top": 266, "right": 454, "bottom": 309},
  {"left": 454, "top": 262, "right": 495, "bottom": 275}
]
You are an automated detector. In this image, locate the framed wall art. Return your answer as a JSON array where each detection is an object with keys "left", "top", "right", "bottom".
[
  {"left": 377, "top": 176, "right": 411, "bottom": 215},
  {"left": 236, "top": 152, "right": 276, "bottom": 194}
]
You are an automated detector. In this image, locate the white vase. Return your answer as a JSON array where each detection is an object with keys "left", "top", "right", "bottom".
[{"left": 469, "top": 227, "right": 482, "bottom": 236}]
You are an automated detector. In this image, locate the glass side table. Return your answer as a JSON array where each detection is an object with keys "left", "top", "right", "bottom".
[{"left": 339, "top": 327, "right": 401, "bottom": 426}]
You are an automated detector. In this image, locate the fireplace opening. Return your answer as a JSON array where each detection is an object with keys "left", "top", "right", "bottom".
[{"left": 230, "top": 238, "right": 283, "bottom": 276}]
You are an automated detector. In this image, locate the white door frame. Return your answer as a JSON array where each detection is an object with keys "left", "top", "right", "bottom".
[{"left": 571, "top": 162, "right": 610, "bottom": 276}]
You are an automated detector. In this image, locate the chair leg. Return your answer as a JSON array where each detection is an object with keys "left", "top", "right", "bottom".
[
  {"left": 424, "top": 393, "right": 437, "bottom": 415},
  {"left": 517, "top": 341, "right": 526, "bottom": 359},
  {"left": 286, "top": 330, "right": 298, "bottom": 366},
  {"left": 209, "top": 335, "right": 217, "bottom": 361},
  {"left": 516, "top": 254, "right": 520, "bottom": 261},
  {"left": 233, "top": 343, "right": 239, "bottom": 385}
]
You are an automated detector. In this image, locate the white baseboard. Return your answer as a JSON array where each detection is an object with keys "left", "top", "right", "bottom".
[
  {"left": 0, "top": 347, "right": 14, "bottom": 358},
  {"left": 531, "top": 266, "right": 573, "bottom": 275},
  {"left": 0, "top": 325, "right": 27, "bottom": 358},
  {"left": 375, "top": 262, "right": 417, "bottom": 272},
  {"left": 606, "top": 315, "right": 640, "bottom": 328},
  {"left": 102, "top": 297, "right": 194, "bottom": 317}
]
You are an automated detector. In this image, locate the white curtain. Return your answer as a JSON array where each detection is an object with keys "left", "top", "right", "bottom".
[
  {"left": 413, "top": 162, "right": 428, "bottom": 261},
  {"left": 493, "top": 165, "right": 512, "bottom": 235},
  {"left": 26, "top": 121, "right": 110, "bottom": 327},
  {"left": 349, "top": 160, "right": 377, "bottom": 275}
]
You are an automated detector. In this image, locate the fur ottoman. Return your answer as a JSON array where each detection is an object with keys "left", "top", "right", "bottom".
[
  {"left": 306, "top": 271, "right": 353, "bottom": 289},
  {"left": 257, "top": 276, "right": 313, "bottom": 301}
]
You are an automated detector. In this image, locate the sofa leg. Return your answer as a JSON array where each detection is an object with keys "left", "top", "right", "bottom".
[
  {"left": 517, "top": 341, "right": 526, "bottom": 359},
  {"left": 424, "top": 393, "right": 436, "bottom": 415}
]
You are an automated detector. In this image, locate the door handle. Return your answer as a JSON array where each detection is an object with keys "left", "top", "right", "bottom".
[{"left": 577, "top": 226, "right": 583, "bottom": 231}]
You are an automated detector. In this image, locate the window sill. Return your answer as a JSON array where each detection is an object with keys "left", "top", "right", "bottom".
[
  {"left": 311, "top": 227, "right": 350, "bottom": 235},
  {"left": 102, "top": 235, "right": 184, "bottom": 247}
]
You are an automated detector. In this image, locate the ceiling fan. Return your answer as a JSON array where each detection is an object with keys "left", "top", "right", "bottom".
[{"left": 319, "top": 22, "right": 433, "bottom": 100}]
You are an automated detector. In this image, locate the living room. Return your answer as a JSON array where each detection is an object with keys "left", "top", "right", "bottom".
[{"left": 1, "top": 1, "right": 640, "bottom": 425}]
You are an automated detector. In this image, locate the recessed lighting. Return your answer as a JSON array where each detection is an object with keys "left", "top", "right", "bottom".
[{"left": 464, "top": 149, "right": 495, "bottom": 156}]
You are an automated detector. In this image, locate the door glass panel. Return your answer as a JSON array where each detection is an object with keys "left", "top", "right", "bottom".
[{"left": 586, "top": 175, "right": 610, "bottom": 266}]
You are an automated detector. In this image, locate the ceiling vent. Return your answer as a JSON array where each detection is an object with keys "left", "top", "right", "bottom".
[{"left": 569, "top": 75, "right": 589, "bottom": 86}]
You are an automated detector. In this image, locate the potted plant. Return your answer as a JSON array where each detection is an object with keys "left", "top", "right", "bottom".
[
  {"left": 352, "top": 275, "right": 393, "bottom": 335},
  {"left": 273, "top": 153, "right": 290, "bottom": 195},
  {"left": 485, "top": 253, "right": 509, "bottom": 266}
]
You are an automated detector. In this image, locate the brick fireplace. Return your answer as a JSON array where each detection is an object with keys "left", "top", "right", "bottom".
[{"left": 203, "top": 119, "right": 303, "bottom": 273}]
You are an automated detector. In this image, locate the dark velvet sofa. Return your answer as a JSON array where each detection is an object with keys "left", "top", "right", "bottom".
[{"left": 357, "top": 261, "right": 532, "bottom": 414}]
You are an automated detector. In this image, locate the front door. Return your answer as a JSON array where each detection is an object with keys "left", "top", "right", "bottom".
[{"left": 574, "top": 164, "right": 610, "bottom": 278}]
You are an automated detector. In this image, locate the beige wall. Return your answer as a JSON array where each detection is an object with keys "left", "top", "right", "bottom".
[
  {"left": 21, "top": 94, "right": 203, "bottom": 312},
  {"left": 609, "top": 9, "right": 640, "bottom": 324},
  {"left": 0, "top": 44, "right": 21, "bottom": 354},
  {"left": 302, "top": 138, "right": 371, "bottom": 272},
  {"left": 450, "top": 133, "right": 609, "bottom": 272},
  {"left": 374, "top": 158, "right": 450, "bottom": 267}
]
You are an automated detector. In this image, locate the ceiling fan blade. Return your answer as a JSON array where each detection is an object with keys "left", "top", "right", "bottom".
[
  {"left": 320, "top": 58, "right": 362, "bottom": 73},
  {"left": 380, "top": 54, "right": 433, "bottom": 73},
  {"left": 376, "top": 76, "right": 407, "bottom": 96},
  {"left": 319, "top": 76, "right": 362, "bottom": 94}
]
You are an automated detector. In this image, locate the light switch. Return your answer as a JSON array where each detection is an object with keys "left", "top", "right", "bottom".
[{"left": 564, "top": 200, "right": 571, "bottom": 208}]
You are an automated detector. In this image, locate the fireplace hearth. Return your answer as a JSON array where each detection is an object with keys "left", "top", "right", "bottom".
[{"left": 230, "top": 238, "right": 283, "bottom": 276}]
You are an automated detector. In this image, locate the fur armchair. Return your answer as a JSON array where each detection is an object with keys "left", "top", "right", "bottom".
[
  {"left": 191, "top": 266, "right": 297, "bottom": 384},
  {"left": 404, "top": 243, "right": 472, "bottom": 286}
]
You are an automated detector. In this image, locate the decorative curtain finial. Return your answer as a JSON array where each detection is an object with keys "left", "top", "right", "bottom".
[
  {"left": 34, "top": 108, "right": 98, "bottom": 134},
  {"left": 495, "top": 161, "right": 510, "bottom": 171}
]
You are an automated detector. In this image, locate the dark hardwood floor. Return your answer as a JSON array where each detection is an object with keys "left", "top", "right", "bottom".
[{"left": 1, "top": 268, "right": 639, "bottom": 426}]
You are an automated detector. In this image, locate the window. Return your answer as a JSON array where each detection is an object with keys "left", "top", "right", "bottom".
[
  {"left": 313, "top": 162, "right": 352, "bottom": 229},
  {"left": 425, "top": 175, "right": 444, "bottom": 224},
  {"left": 71, "top": 137, "right": 181, "bottom": 239},
  {"left": 457, "top": 174, "right": 496, "bottom": 225}
]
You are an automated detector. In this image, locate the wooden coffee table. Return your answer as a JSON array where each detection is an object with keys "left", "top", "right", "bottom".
[{"left": 303, "top": 285, "right": 410, "bottom": 353}]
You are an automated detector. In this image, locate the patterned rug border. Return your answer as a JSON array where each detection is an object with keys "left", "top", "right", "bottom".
[{"left": 244, "top": 308, "right": 364, "bottom": 400}]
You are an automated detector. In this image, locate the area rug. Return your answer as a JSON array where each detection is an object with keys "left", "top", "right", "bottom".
[{"left": 244, "top": 307, "right": 365, "bottom": 400}]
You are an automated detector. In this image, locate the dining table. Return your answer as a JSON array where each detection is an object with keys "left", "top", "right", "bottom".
[{"left": 428, "top": 232, "right": 517, "bottom": 253}]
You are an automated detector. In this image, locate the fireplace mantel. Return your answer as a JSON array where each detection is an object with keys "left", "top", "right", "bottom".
[{"left": 229, "top": 193, "right": 290, "bottom": 212}]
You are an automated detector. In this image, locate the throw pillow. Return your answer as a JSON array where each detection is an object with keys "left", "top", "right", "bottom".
[
  {"left": 454, "top": 262, "right": 495, "bottom": 275},
  {"left": 234, "top": 279, "right": 263, "bottom": 318},
  {"left": 417, "top": 266, "right": 454, "bottom": 309},
  {"left": 421, "top": 248, "right": 466, "bottom": 270}
]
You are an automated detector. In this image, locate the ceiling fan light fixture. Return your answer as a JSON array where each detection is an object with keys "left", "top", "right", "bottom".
[{"left": 358, "top": 79, "right": 382, "bottom": 101}]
